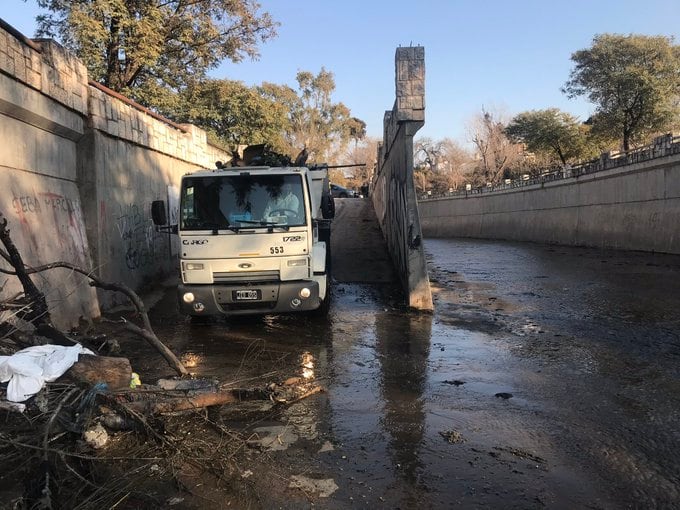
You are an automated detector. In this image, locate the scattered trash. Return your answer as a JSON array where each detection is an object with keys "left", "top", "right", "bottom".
[
  {"left": 129, "top": 372, "right": 141, "bottom": 388},
  {"left": 83, "top": 423, "right": 108, "bottom": 449},
  {"left": 0, "top": 344, "right": 94, "bottom": 402}
]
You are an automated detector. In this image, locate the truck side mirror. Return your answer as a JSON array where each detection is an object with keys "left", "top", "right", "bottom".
[
  {"left": 151, "top": 200, "right": 167, "bottom": 225},
  {"left": 321, "top": 193, "right": 335, "bottom": 219}
]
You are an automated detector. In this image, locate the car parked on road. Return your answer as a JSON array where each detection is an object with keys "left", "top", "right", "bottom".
[{"left": 330, "top": 183, "right": 358, "bottom": 198}]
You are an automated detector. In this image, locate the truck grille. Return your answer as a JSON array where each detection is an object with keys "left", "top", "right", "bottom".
[{"left": 212, "top": 270, "right": 280, "bottom": 284}]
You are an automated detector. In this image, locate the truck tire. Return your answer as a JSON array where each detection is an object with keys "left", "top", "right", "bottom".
[
  {"left": 312, "top": 227, "right": 331, "bottom": 317},
  {"left": 311, "top": 278, "right": 331, "bottom": 317}
]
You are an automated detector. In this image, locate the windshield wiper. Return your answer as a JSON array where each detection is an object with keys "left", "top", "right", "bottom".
[
  {"left": 237, "top": 219, "right": 290, "bottom": 231},
  {"left": 190, "top": 221, "right": 231, "bottom": 234}
]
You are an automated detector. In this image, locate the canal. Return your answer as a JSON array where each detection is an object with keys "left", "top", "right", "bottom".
[{"left": 136, "top": 233, "right": 680, "bottom": 508}]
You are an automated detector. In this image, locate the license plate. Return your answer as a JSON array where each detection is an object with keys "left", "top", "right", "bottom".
[{"left": 233, "top": 289, "right": 260, "bottom": 301}]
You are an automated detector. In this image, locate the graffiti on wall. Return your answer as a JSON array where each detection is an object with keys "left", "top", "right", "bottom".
[
  {"left": 387, "top": 176, "right": 409, "bottom": 283},
  {"left": 113, "top": 203, "right": 165, "bottom": 270},
  {"left": 11, "top": 190, "right": 89, "bottom": 262}
]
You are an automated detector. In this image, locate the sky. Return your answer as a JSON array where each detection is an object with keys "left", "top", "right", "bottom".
[{"left": 2, "top": 0, "right": 679, "bottom": 145}]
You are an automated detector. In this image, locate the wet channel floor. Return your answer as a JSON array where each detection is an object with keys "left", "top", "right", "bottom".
[{"left": 137, "top": 237, "right": 680, "bottom": 509}]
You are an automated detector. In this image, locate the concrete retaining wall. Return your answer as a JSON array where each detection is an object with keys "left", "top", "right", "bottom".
[
  {"left": 0, "top": 19, "right": 229, "bottom": 328},
  {"left": 371, "top": 47, "right": 432, "bottom": 311},
  {"left": 419, "top": 153, "right": 680, "bottom": 253}
]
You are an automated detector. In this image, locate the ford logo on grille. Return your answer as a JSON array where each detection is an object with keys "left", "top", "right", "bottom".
[{"left": 238, "top": 263, "right": 252, "bottom": 269}]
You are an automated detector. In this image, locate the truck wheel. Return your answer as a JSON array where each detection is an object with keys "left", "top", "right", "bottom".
[{"left": 312, "top": 283, "right": 331, "bottom": 316}]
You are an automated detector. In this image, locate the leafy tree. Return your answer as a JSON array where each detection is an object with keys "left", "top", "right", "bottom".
[
  {"left": 260, "top": 68, "right": 361, "bottom": 163},
  {"left": 506, "top": 109, "right": 592, "bottom": 165},
  {"left": 32, "top": 0, "right": 277, "bottom": 106},
  {"left": 347, "top": 117, "right": 367, "bottom": 147},
  {"left": 174, "top": 79, "right": 288, "bottom": 150},
  {"left": 563, "top": 34, "right": 680, "bottom": 151}
]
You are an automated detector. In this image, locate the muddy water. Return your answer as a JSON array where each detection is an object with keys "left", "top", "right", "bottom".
[{"left": 141, "top": 238, "right": 680, "bottom": 508}]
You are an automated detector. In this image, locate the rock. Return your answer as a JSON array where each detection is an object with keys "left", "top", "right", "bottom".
[
  {"left": 439, "top": 430, "right": 465, "bottom": 444},
  {"left": 248, "top": 425, "right": 298, "bottom": 451},
  {"left": 289, "top": 475, "right": 338, "bottom": 498},
  {"left": 318, "top": 441, "right": 335, "bottom": 453},
  {"left": 100, "top": 412, "right": 136, "bottom": 431}
]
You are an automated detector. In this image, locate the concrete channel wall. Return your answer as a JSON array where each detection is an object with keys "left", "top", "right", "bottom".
[
  {"left": 0, "top": 19, "right": 229, "bottom": 328},
  {"left": 371, "top": 47, "right": 432, "bottom": 311},
  {"left": 419, "top": 143, "right": 680, "bottom": 254}
]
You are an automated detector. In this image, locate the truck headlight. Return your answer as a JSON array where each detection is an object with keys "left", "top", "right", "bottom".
[
  {"left": 299, "top": 287, "right": 311, "bottom": 299},
  {"left": 183, "top": 292, "right": 195, "bottom": 303},
  {"left": 183, "top": 262, "right": 204, "bottom": 270},
  {"left": 287, "top": 259, "right": 307, "bottom": 267}
]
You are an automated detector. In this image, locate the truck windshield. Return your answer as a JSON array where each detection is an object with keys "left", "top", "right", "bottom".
[{"left": 180, "top": 174, "right": 306, "bottom": 230}]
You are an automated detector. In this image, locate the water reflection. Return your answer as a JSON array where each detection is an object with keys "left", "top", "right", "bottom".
[
  {"left": 301, "top": 351, "right": 315, "bottom": 380},
  {"left": 375, "top": 311, "right": 432, "bottom": 500}
]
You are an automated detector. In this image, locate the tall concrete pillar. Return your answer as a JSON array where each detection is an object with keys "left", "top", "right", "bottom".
[{"left": 372, "top": 47, "right": 433, "bottom": 311}]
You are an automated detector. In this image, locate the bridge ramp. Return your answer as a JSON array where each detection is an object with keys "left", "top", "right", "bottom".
[{"left": 330, "top": 199, "right": 396, "bottom": 283}]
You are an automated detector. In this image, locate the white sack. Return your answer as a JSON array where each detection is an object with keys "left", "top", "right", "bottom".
[{"left": 0, "top": 344, "right": 94, "bottom": 402}]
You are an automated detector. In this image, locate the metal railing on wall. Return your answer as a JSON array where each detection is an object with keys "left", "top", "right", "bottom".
[{"left": 420, "top": 134, "right": 680, "bottom": 200}]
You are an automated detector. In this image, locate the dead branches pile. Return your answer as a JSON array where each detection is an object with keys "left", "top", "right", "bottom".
[
  {"left": 0, "top": 374, "right": 324, "bottom": 508},
  {"left": 0, "top": 213, "right": 325, "bottom": 507}
]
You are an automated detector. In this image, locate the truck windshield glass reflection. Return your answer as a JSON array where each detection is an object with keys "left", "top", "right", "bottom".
[{"left": 180, "top": 174, "right": 305, "bottom": 230}]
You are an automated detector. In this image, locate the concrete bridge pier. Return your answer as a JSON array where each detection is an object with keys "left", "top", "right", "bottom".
[{"left": 371, "top": 47, "right": 433, "bottom": 311}]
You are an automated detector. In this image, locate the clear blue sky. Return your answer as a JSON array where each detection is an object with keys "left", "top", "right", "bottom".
[{"left": 3, "top": 0, "right": 679, "bottom": 144}]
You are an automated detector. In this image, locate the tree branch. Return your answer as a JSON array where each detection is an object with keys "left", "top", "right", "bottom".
[{"left": 0, "top": 250, "right": 187, "bottom": 375}]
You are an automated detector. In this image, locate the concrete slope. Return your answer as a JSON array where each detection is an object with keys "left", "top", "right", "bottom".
[{"left": 330, "top": 198, "right": 396, "bottom": 283}]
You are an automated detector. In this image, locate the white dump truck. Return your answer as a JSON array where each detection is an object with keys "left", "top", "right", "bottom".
[{"left": 152, "top": 156, "right": 334, "bottom": 317}]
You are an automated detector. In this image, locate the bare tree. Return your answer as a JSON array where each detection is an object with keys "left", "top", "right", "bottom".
[
  {"left": 345, "top": 136, "right": 379, "bottom": 188},
  {"left": 415, "top": 138, "right": 474, "bottom": 193},
  {"left": 467, "top": 108, "right": 523, "bottom": 184},
  {"left": 415, "top": 137, "right": 443, "bottom": 172}
]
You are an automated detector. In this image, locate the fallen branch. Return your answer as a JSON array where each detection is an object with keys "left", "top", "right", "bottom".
[
  {"left": 121, "top": 321, "right": 187, "bottom": 377},
  {"left": 117, "top": 382, "right": 324, "bottom": 416},
  {"left": 0, "top": 215, "right": 48, "bottom": 323},
  {"left": 0, "top": 233, "right": 187, "bottom": 376},
  {"left": 125, "top": 391, "right": 240, "bottom": 414}
]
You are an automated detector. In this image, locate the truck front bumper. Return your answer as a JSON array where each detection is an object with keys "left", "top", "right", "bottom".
[{"left": 178, "top": 281, "right": 321, "bottom": 316}]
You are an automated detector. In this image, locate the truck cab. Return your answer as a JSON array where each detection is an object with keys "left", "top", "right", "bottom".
[{"left": 153, "top": 164, "right": 333, "bottom": 317}]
